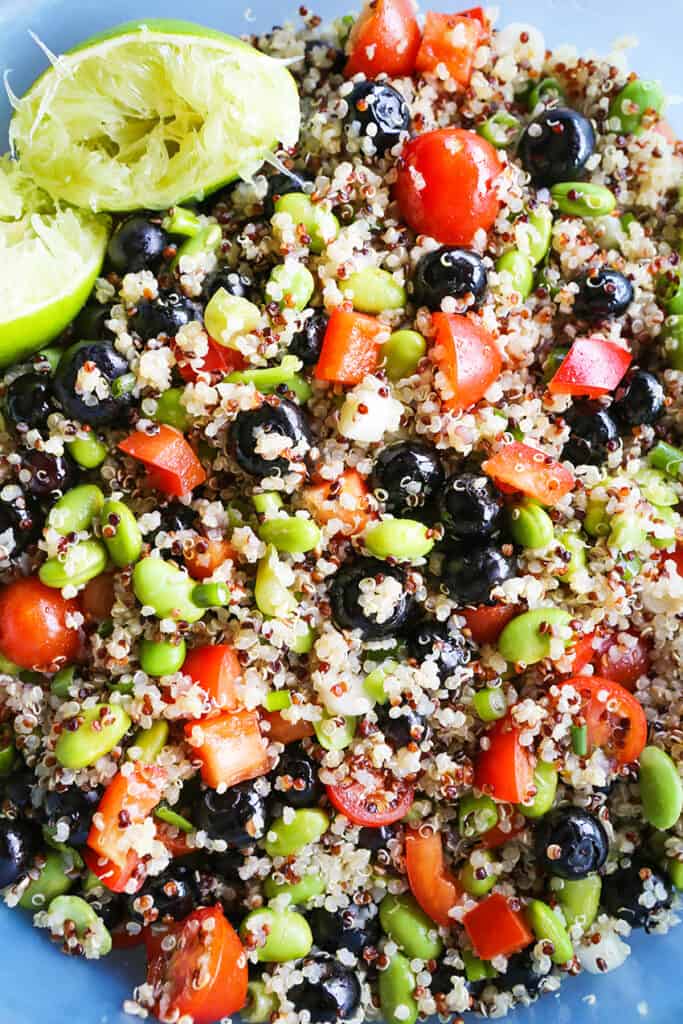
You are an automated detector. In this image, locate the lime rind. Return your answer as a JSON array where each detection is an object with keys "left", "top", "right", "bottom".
[{"left": 10, "top": 20, "right": 301, "bottom": 212}]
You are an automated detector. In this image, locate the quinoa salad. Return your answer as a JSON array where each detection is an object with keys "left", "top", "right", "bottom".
[{"left": 1, "top": 2, "right": 683, "bottom": 1023}]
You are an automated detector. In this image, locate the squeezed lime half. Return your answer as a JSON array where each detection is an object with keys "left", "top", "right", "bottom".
[{"left": 9, "top": 19, "right": 301, "bottom": 212}]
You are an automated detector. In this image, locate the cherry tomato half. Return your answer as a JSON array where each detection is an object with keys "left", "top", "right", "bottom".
[
  {"left": 326, "top": 766, "right": 414, "bottom": 826},
  {"left": 473, "top": 716, "right": 536, "bottom": 804},
  {"left": 462, "top": 604, "right": 521, "bottom": 645},
  {"left": 559, "top": 675, "right": 647, "bottom": 765},
  {"left": 593, "top": 633, "right": 650, "bottom": 691},
  {"left": 344, "top": 0, "right": 422, "bottom": 79},
  {"left": 404, "top": 827, "right": 463, "bottom": 927},
  {"left": 431, "top": 313, "right": 501, "bottom": 412},
  {"left": 0, "top": 577, "right": 81, "bottom": 671}
]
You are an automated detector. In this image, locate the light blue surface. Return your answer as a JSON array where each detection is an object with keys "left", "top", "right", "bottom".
[{"left": 0, "top": 0, "right": 681, "bottom": 1021}]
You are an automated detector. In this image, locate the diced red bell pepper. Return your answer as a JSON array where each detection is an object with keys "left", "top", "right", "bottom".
[
  {"left": 314, "top": 309, "right": 387, "bottom": 385},
  {"left": 182, "top": 644, "right": 241, "bottom": 713},
  {"left": 482, "top": 441, "right": 575, "bottom": 507},
  {"left": 184, "top": 538, "right": 236, "bottom": 580},
  {"left": 344, "top": 0, "right": 422, "bottom": 79},
  {"left": 432, "top": 313, "right": 501, "bottom": 411},
  {"left": 87, "top": 765, "right": 167, "bottom": 872},
  {"left": 463, "top": 893, "right": 534, "bottom": 960},
  {"left": 415, "top": 12, "right": 482, "bottom": 86},
  {"left": 567, "top": 631, "right": 598, "bottom": 675},
  {"left": 174, "top": 338, "right": 245, "bottom": 383},
  {"left": 184, "top": 710, "right": 269, "bottom": 790},
  {"left": 119, "top": 424, "right": 206, "bottom": 498},
  {"left": 457, "top": 6, "right": 489, "bottom": 29},
  {"left": 548, "top": 337, "right": 632, "bottom": 397},
  {"left": 259, "top": 710, "right": 316, "bottom": 745},
  {"left": 474, "top": 716, "right": 536, "bottom": 804},
  {"left": 404, "top": 827, "right": 463, "bottom": 927},
  {"left": 155, "top": 821, "right": 195, "bottom": 859},
  {"left": 462, "top": 603, "right": 520, "bottom": 645},
  {"left": 479, "top": 819, "right": 526, "bottom": 849},
  {"left": 303, "top": 469, "right": 374, "bottom": 535}
]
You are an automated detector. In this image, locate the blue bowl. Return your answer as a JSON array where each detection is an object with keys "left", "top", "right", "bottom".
[{"left": 0, "top": 1, "right": 681, "bottom": 1021}]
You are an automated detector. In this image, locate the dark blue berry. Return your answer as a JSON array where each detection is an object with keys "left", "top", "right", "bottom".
[
  {"left": 441, "top": 545, "right": 516, "bottom": 606},
  {"left": 196, "top": 781, "right": 268, "bottom": 848},
  {"left": 406, "top": 620, "right": 469, "bottom": 679},
  {"left": 43, "top": 786, "right": 102, "bottom": 848},
  {"left": 371, "top": 441, "right": 445, "bottom": 521},
  {"left": 438, "top": 473, "right": 502, "bottom": 542},
  {"left": 230, "top": 398, "right": 312, "bottom": 477},
  {"left": 413, "top": 248, "right": 488, "bottom": 310},
  {"left": 289, "top": 955, "right": 361, "bottom": 1022},
  {"left": 202, "top": 267, "right": 254, "bottom": 303},
  {"left": 270, "top": 748, "right": 321, "bottom": 809},
  {"left": 107, "top": 216, "right": 168, "bottom": 273},
  {"left": 129, "top": 290, "right": 202, "bottom": 340},
  {"left": 290, "top": 312, "right": 329, "bottom": 366},
  {"left": 575, "top": 268, "right": 634, "bottom": 320},
  {"left": 601, "top": 858, "right": 671, "bottom": 930},
  {"left": 0, "top": 819, "right": 39, "bottom": 888},
  {"left": 612, "top": 369, "right": 664, "bottom": 427},
  {"left": 6, "top": 372, "right": 54, "bottom": 430},
  {"left": 53, "top": 341, "right": 132, "bottom": 426},
  {"left": 518, "top": 107, "right": 595, "bottom": 186},
  {"left": 329, "top": 557, "right": 415, "bottom": 639},
  {"left": 311, "top": 903, "right": 381, "bottom": 954},
  {"left": 562, "top": 403, "right": 619, "bottom": 466},
  {"left": 345, "top": 81, "right": 411, "bottom": 155},
  {"left": 21, "top": 449, "right": 78, "bottom": 498},
  {"left": 535, "top": 807, "right": 609, "bottom": 879}
]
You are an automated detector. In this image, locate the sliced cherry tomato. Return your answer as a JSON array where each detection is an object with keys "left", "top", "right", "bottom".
[
  {"left": 111, "top": 922, "right": 149, "bottom": 949},
  {"left": 462, "top": 603, "right": 520, "bottom": 645},
  {"left": 87, "top": 765, "right": 167, "bottom": 871},
  {"left": 404, "top": 827, "right": 463, "bottom": 927},
  {"left": 326, "top": 766, "right": 414, "bottom": 826},
  {"left": 119, "top": 424, "right": 206, "bottom": 498},
  {"left": 155, "top": 821, "right": 195, "bottom": 859},
  {"left": 184, "top": 538, "right": 236, "bottom": 581},
  {"left": 182, "top": 644, "right": 241, "bottom": 713},
  {"left": 457, "top": 6, "right": 489, "bottom": 29},
  {"left": 548, "top": 337, "right": 632, "bottom": 397},
  {"left": 479, "top": 819, "right": 526, "bottom": 849},
  {"left": 482, "top": 441, "right": 575, "bottom": 507},
  {"left": 594, "top": 632, "right": 650, "bottom": 690},
  {"left": 174, "top": 338, "right": 245, "bottom": 383},
  {"left": 260, "top": 709, "right": 316, "bottom": 745},
  {"left": 415, "top": 12, "right": 481, "bottom": 85},
  {"left": 395, "top": 129, "right": 502, "bottom": 246},
  {"left": 82, "top": 846, "right": 145, "bottom": 895},
  {"left": 344, "top": 0, "right": 422, "bottom": 79},
  {"left": 463, "top": 892, "right": 533, "bottom": 960},
  {"left": 474, "top": 716, "right": 536, "bottom": 804},
  {"left": 567, "top": 631, "right": 597, "bottom": 675},
  {"left": 314, "top": 309, "right": 387, "bottom": 385},
  {"left": 432, "top": 313, "right": 501, "bottom": 411},
  {"left": 0, "top": 577, "right": 81, "bottom": 671},
  {"left": 146, "top": 905, "right": 248, "bottom": 1024},
  {"left": 81, "top": 571, "right": 116, "bottom": 623},
  {"left": 184, "top": 709, "right": 269, "bottom": 790},
  {"left": 303, "top": 469, "right": 374, "bottom": 535},
  {"left": 559, "top": 675, "right": 647, "bottom": 765}
]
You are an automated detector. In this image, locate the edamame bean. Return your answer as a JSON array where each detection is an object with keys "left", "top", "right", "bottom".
[
  {"left": 313, "top": 712, "right": 357, "bottom": 751},
  {"left": 172, "top": 224, "right": 222, "bottom": 270},
  {"left": 497, "top": 607, "right": 572, "bottom": 665},
  {"left": 657, "top": 267, "right": 683, "bottom": 316},
  {"left": 556, "top": 530, "right": 587, "bottom": 580},
  {"left": 153, "top": 388, "right": 190, "bottom": 432},
  {"left": 192, "top": 582, "right": 230, "bottom": 607},
  {"left": 55, "top": 703, "right": 131, "bottom": 769},
  {"left": 551, "top": 182, "right": 616, "bottom": 218},
  {"left": 524, "top": 206, "right": 553, "bottom": 266},
  {"left": 132, "top": 557, "right": 204, "bottom": 622},
  {"left": 253, "top": 492, "right": 284, "bottom": 515},
  {"left": 154, "top": 804, "right": 194, "bottom": 833},
  {"left": 460, "top": 849, "right": 498, "bottom": 897},
  {"left": 263, "top": 871, "right": 326, "bottom": 905},
  {"left": 101, "top": 499, "right": 142, "bottom": 567},
  {"left": 239, "top": 908, "right": 313, "bottom": 962},
  {"left": 290, "top": 622, "right": 315, "bottom": 654},
  {"left": 508, "top": 498, "right": 554, "bottom": 549},
  {"left": 67, "top": 434, "right": 108, "bottom": 469},
  {"left": 381, "top": 329, "right": 426, "bottom": 381},
  {"left": 274, "top": 193, "right": 340, "bottom": 254},
  {"left": 266, "top": 263, "right": 315, "bottom": 312},
  {"left": 342, "top": 267, "right": 406, "bottom": 314},
  {"left": 51, "top": 666, "right": 76, "bottom": 700},
  {"left": 259, "top": 514, "right": 321, "bottom": 554},
  {"left": 0, "top": 724, "right": 16, "bottom": 775},
  {"left": 459, "top": 794, "right": 498, "bottom": 837},
  {"left": 48, "top": 485, "right": 104, "bottom": 535},
  {"left": 649, "top": 440, "right": 683, "bottom": 479},
  {"left": 242, "top": 980, "right": 278, "bottom": 1024},
  {"left": 496, "top": 249, "right": 534, "bottom": 299},
  {"left": 526, "top": 899, "right": 574, "bottom": 964},
  {"left": 636, "top": 467, "right": 678, "bottom": 507},
  {"left": 584, "top": 496, "right": 610, "bottom": 537},
  {"left": 638, "top": 745, "right": 683, "bottom": 830},
  {"left": 163, "top": 206, "right": 202, "bottom": 237},
  {"left": 477, "top": 111, "right": 520, "bottom": 149},
  {"left": 364, "top": 664, "right": 393, "bottom": 705},
  {"left": 227, "top": 356, "right": 305, "bottom": 397},
  {"left": 254, "top": 544, "right": 297, "bottom": 618},
  {"left": 649, "top": 504, "right": 678, "bottom": 549},
  {"left": 365, "top": 519, "right": 434, "bottom": 560},
  {"left": 204, "top": 288, "right": 261, "bottom": 349},
  {"left": 661, "top": 315, "right": 683, "bottom": 370},
  {"left": 608, "top": 79, "right": 665, "bottom": 135},
  {"left": 45, "top": 894, "right": 112, "bottom": 956},
  {"left": 668, "top": 859, "right": 683, "bottom": 891},
  {"left": 518, "top": 761, "right": 558, "bottom": 819},
  {"left": 550, "top": 874, "right": 601, "bottom": 931},
  {"left": 139, "top": 637, "right": 187, "bottom": 676},
  {"left": 462, "top": 949, "right": 497, "bottom": 983},
  {"left": 40, "top": 540, "right": 108, "bottom": 589},
  {"left": 264, "top": 690, "right": 292, "bottom": 712},
  {"left": 528, "top": 77, "right": 566, "bottom": 110},
  {"left": 379, "top": 892, "right": 443, "bottom": 959},
  {"left": 263, "top": 809, "right": 329, "bottom": 857},
  {"left": 379, "top": 952, "right": 418, "bottom": 1024},
  {"left": 127, "top": 720, "right": 169, "bottom": 764},
  {"left": 19, "top": 850, "right": 74, "bottom": 910},
  {"left": 472, "top": 687, "right": 507, "bottom": 722},
  {"left": 608, "top": 511, "right": 648, "bottom": 554}
]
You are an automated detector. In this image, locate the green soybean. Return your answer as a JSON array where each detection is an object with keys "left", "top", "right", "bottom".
[
  {"left": 40, "top": 540, "right": 108, "bottom": 589},
  {"left": 255, "top": 545, "right": 297, "bottom": 618},
  {"left": 657, "top": 267, "right": 683, "bottom": 316},
  {"left": 550, "top": 874, "right": 602, "bottom": 931},
  {"left": 240, "top": 908, "right": 313, "bottom": 962},
  {"left": 379, "top": 952, "right": 418, "bottom": 1024},
  {"left": 609, "top": 79, "right": 665, "bottom": 135},
  {"left": 266, "top": 263, "right": 315, "bottom": 312},
  {"left": 472, "top": 687, "right": 507, "bottom": 722},
  {"left": 313, "top": 712, "right": 357, "bottom": 751},
  {"left": 459, "top": 794, "right": 499, "bottom": 838},
  {"left": 253, "top": 492, "right": 284, "bottom": 515},
  {"left": 48, "top": 485, "right": 104, "bottom": 535},
  {"left": 496, "top": 249, "right": 534, "bottom": 299},
  {"left": 55, "top": 703, "right": 131, "bottom": 769},
  {"left": 192, "top": 582, "right": 230, "bottom": 608},
  {"left": 477, "top": 111, "right": 520, "bottom": 149},
  {"left": 263, "top": 872, "right": 326, "bottom": 905},
  {"left": 638, "top": 745, "right": 683, "bottom": 830},
  {"left": 551, "top": 182, "right": 616, "bottom": 218},
  {"left": 526, "top": 899, "right": 574, "bottom": 963},
  {"left": 291, "top": 622, "right": 315, "bottom": 654},
  {"left": 518, "top": 761, "right": 558, "bottom": 819},
  {"left": 608, "top": 511, "right": 648, "bottom": 554},
  {"left": 139, "top": 637, "right": 186, "bottom": 676},
  {"left": 342, "top": 267, "right": 406, "bottom": 313},
  {"left": 661, "top": 315, "right": 683, "bottom": 370},
  {"left": 66, "top": 435, "right": 108, "bottom": 469},
  {"left": 649, "top": 440, "right": 683, "bottom": 479},
  {"left": 668, "top": 859, "right": 683, "bottom": 891},
  {"left": 274, "top": 193, "right": 340, "bottom": 254},
  {"left": 242, "top": 981, "right": 278, "bottom": 1024},
  {"left": 263, "top": 808, "right": 329, "bottom": 857},
  {"left": 128, "top": 720, "right": 169, "bottom": 764},
  {"left": 498, "top": 607, "right": 572, "bottom": 665},
  {"left": 584, "top": 496, "right": 610, "bottom": 537},
  {"left": 19, "top": 850, "right": 74, "bottom": 910},
  {"left": 163, "top": 206, "right": 203, "bottom": 237},
  {"left": 0, "top": 724, "right": 15, "bottom": 775},
  {"left": 508, "top": 498, "right": 554, "bottom": 549},
  {"left": 525, "top": 206, "right": 553, "bottom": 265},
  {"left": 153, "top": 388, "right": 190, "bottom": 432},
  {"left": 364, "top": 664, "right": 393, "bottom": 705},
  {"left": 264, "top": 690, "right": 292, "bottom": 712},
  {"left": 154, "top": 804, "right": 194, "bottom": 833},
  {"left": 556, "top": 530, "right": 587, "bottom": 580},
  {"left": 364, "top": 518, "right": 433, "bottom": 560},
  {"left": 528, "top": 77, "right": 566, "bottom": 110},
  {"left": 172, "top": 224, "right": 222, "bottom": 270},
  {"left": 204, "top": 289, "right": 261, "bottom": 349},
  {"left": 381, "top": 330, "right": 426, "bottom": 381},
  {"left": 132, "top": 557, "right": 204, "bottom": 622},
  {"left": 101, "top": 499, "right": 142, "bottom": 567},
  {"left": 46, "top": 894, "right": 112, "bottom": 956},
  {"left": 226, "top": 356, "right": 306, "bottom": 397},
  {"left": 379, "top": 892, "right": 443, "bottom": 959},
  {"left": 462, "top": 949, "right": 497, "bottom": 983},
  {"left": 259, "top": 514, "right": 321, "bottom": 554},
  {"left": 636, "top": 467, "right": 678, "bottom": 507},
  {"left": 650, "top": 504, "right": 679, "bottom": 550},
  {"left": 460, "top": 849, "right": 498, "bottom": 897}
]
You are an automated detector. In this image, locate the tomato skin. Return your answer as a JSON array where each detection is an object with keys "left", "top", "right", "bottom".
[
  {"left": 174, "top": 338, "right": 244, "bottom": 383},
  {"left": 432, "top": 313, "right": 501, "bottom": 411},
  {"left": 0, "top": 577, "right": 81, "bottom": 671},
  {"left": 345, "top": 0, "right": 422, "bottom": 79},
  {"left": 483, "top": 441, "right": 575, "bottom": 507},
  {"left": 458, "top": 5, "right": 489, "bottom": 28},
  {"left": 182, "top": 644, "right": 241, "bottom": 712},
  {"left": 567, "top": 631, "right": 597, "bottom": 675},
  {"left": 559, "top": 675, "right": 647, "bottom": 765},
  {"left": 474, "top": 716, "right": 536, "bottom": 804},
  {"left": 147, "top": 906, "right": 248, "bottom": 1024},
  {"left": 404, "top": 828, "right": 463, "bottom": 927},
  {"left": 184, "top": 709, "right": 269, "bottom": 789},
  {"left": 479, "top": 820, "right": 526, "bottom": 849},
  {"left": 314, "top": 309, "right": 387, "bottom": 385},
  {"left": 155, "top": 821, "right": 195, "bottom": 858},
  {"left": 184, "top": 538, "right": 235, "bottom": 580},
  {"left": 260, "top": 710, "right": 315, "bottom": 744},
  {"left": 548, "top": 337, "right": 632, "bottom": 397},
  {"left": 87, "top": 765, "right": 167, "bottom": 871},
  {"left": 594, "top": 633, "right": 650, "bottom": 690},
  {"left": 303, "top": 469, "right": 373, "bottom": 535},
  {"left": 83, "top": 846, "right": 145, "bottom": 895},
  {"left": 462, "top": 603, "right": 520, "bottom": 645},
  {"left": 326, "top": 768, "right": 414, "bottom": 826},
  {"left": 463, "top": 893, "right": 533, "bottom": 960},
  {"left": 415, "top": 12, "right": 481, "bottom": 85},
  {"left": 119, "top": 424, "right": 206, "bottom": 498},
  {"left": 395, "top": 129, "right": 502, "bottom": 245}
]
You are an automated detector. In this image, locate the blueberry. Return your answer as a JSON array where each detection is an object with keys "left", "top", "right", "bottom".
[
  {"left": 156, "top": 502, "right": 197, "bottom": 535},
  {"left": 406, "top": 620, "right": 469, "bottom": 680},
  {"left": 494, "top": 949, "right": 551, "bottom": 996},
  {"left": 375, "top": 701, "right": 429, "bottom": 748},
  {"left": 357, "top": 825, "right": 394, "bottom": 852},
  {"left": 44, "top": 786, "right": 102, "bottom": 848},
  {"left": 438, "top": 472, "right": 502, "bottom": 542},
  {"left": 230, "top": 397, "right": 312, "bottom": 478},
  {"left": 430, "top": 962, "right": 474, "bottom": 1000},
  {"left": 270, "top": 748, "right": 321, "bottom": 809},
  {"left": 72, "top": 303, "right": 115, "bottom": 341},
  {"left": 535, "top": 807, "right": 609, "bottom": 879},
  {"left": 562, "top": 403, "right": 619, "bottom": 466},
  {"left": 85, "top": 891, "right": 125, "bottom": 931},
  {"left": 21, "top": 449, "right": 78, "bottom": 498},
  {"left": 2, "top": 768, "right": 36, "bottom": 814},
  {"left": 196, "top": 781, "right": 268, "bottom": 848},
  {"left": 345, "top": 81, "right": 411, "bottom": 155},
  {"left": 0, "top": 819, "right": 39, "bottom": 888},
  {"left": 441, "top": 545, "right": 516, "bottom": 606},
  {"left": 601, "top": 858, "right": 672, "bottom": 930},
  {"left": 202, "top": 267, "right": 254, "bottom": 303},
  {"left": 574, "top": 268, "right": 634, "bottom": 320},
  {"left": 205, "top": 847, "right": 244, "bottom": 882},
  {"left": 518, "top": 107, "right": 596, "bottom": 186},
  {"left": 413, "top": 248, "right": 488, "bottom": 311},
  {"left": 129, "top": 290, "right": 202, "bottom": 340},
  {"left": 5, "top": 372, "right": 54, "bottom": 430},
  {"left": 0, "top": 489, "right": 43, "bottom": 556},
  {"left": 310, "top": 903, "right": 381, "bottom": 954},
  {"left": 329, "top": 557, "right": 415, "bottom": 639},
  {"left": 107, "top": 216, "right": 169, "bottom": 273},
  {"left": 290, "top": 311, "right": 329, "bottom": 366},
  {"left": 53, "top": 341, "right": 132, "bottom": 426},
  {"left": 370, "top": 441, "right": 445, "bottom": 521},
  {"left": 127, "top": 863, "right": 199, "bottom": 925},
  {"left": 611, "top": 369, "right": 664, "bottom": 428},
  {"left": 289, "top": 955, "right": 362, "bottom": 1022}
]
